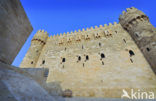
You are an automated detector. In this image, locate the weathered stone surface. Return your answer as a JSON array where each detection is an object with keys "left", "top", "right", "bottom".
[
  {"left": 0, "top": 81, "right": 17, "bottom": 101},
  {"left": 0, "top": 0, "right": 33, "bottom": 64},
  {"left": 0, "top": 62, "right": 56, "bottom": 101}
]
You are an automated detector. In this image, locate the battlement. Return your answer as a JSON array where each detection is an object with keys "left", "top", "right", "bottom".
[
  {"left": 119, "top": 7, "right": 149, "bottom": 31},
  {"left": 47, "top": 22, "right": 119, "bottom": 45},
  {"left": 120, "top": 7, "right": 137, "bottom": 16},
  {"left": 32, "top": 29, "right": 49, "bottom": 45}
]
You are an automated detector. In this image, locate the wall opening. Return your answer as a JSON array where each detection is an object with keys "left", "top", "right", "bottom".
[
  {"left": 62, "top": 58, "right": 66, "bottom": 62},
  {"left": 99, "top": 43, "right": 101, "bottom": 47},
  {"left": 130, "top": 58, "right": 133, "bottom": 63},
  {"left": 65, "top": 47, "right": 66, "bottom": 51},
  {"left": 102, "top": 61, "right": 104, "bottom": 65},
  {"left": 115, "top": 31, "right": 117, "bottom": 34},
  {"left": 31, "top": 61, "right": 33, "bottom": 64},
  {"left": 129, "top": 50, "right": 135, "bottom": 57},
  {"left": 123, "top": 39, "right": 126, "bottom": 43},
  {"left": 78, "top": 56, "right": 81, "bottom": 61},
  {"left": 135, "top": 33, "right": 139, "bottom": 38},
  {"left": 82, "top": 45, "right": 84, "bottom": 49},
  {"left": 146, "top": 47, "right": 150, "bottom": 52},
  {"left": 86, "top": 55, "right": 89, "bottom": 61},
  {"left": 101, "top": 53, "right": 105, "bottom": 59},
  {"left": 42, "top": 60, "right": 45, "bottom": 64}
]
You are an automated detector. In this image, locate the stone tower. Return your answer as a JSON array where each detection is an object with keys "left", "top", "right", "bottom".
[
  {"left": 119, "top": 7, "right": 156, "bottom": 73},
  {"left": 20, "top": 30, "right": 48, "bottom": 68}
]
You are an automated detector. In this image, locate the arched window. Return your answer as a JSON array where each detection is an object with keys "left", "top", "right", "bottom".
[
  {"left": 78, "top": 56, "right": 81, "bottom": 61},
  {"left": 31, "top": 61, "right": 33, "bottom": 64},
  {"left": 86, "top": 55, "right": 89, "bottom": 61},
  {"left": 101, "top": 53, "right": 105, "bottom": 58},
  {"left": 62, "top": 58, "right": 66, "bottom": 62},
  {"left": 129, "top": 50, "right": 135, "bottom": 57}
]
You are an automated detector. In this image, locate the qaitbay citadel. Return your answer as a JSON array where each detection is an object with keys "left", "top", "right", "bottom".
[
  {"left": 0, "top": 0, "right": 156, "bottom": 101},
  {"left": 20, "top": 7, "right": 156, "bottom": 98}
]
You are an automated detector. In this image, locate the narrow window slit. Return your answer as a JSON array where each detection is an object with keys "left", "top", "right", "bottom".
[
  {"left": 123, "top": 39, "right": 126, "bottom": 43},
  {"left": 62, "top": 65, "right": 64, "bottom": 68},
  {"left": 99, "top": 43, "right": 101, "bottom": 47},
  {"left": 130, "top": 58, "right": 133, "bottom": 63},
  {"left": 42, "top": 60, "right": 45, "bottom": 64},
  {"left": 83, "top": 63, "right": 84, "bottom": 67}
]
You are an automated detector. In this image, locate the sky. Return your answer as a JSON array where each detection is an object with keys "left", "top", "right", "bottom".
[{"left": 12, "top": 0, "right": 156, "bottom": 67}]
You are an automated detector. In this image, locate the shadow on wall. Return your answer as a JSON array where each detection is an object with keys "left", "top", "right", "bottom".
[{"left": 46, "top": 81, "right": 73, "bottom": 98}]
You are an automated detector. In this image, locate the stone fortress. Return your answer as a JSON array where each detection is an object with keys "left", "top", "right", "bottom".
[{"left": 20, "top": 7, "right": 156, "bottom": 98}]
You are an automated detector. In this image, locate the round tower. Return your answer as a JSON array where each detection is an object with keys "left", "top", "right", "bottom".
[
  {"left": 119, "top": 7, "right": 156, "bottom": 73},
  {"left": 20, "top": 30, "right": 48, "bottom": 68}
]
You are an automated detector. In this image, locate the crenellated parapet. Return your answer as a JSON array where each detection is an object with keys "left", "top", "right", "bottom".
[
  {"left": 48, "top": 22, "right": 119, "bottom": 45},
  {"left": 119, "top": 7, "right": 149, "bottom": 31},
  {"left": 32, "top": 30, "right": 49, "bottom": 45}
]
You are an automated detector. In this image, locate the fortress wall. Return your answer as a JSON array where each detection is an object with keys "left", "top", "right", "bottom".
[
  {"left": 35, "top": 23, "right": 156, "bottom": 97},
  {"left": 0, "top": 0, "right": 33, "bottom": 64}
]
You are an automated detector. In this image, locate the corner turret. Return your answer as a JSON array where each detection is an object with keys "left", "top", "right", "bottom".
[
  {"left": 119, "top": 7, "right": 156, "bottom": 74},
  {"left": 20, "top": 30, "right": 49, "bottom": 68}
]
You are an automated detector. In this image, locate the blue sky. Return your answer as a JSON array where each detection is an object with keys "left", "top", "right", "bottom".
[{"left": 12, "top": 0, "right": 156, "bottom": 67}]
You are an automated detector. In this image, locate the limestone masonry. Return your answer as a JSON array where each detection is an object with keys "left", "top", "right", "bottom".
[{"left": 20, "top": 7, "right": 156, "bottom": 98}]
